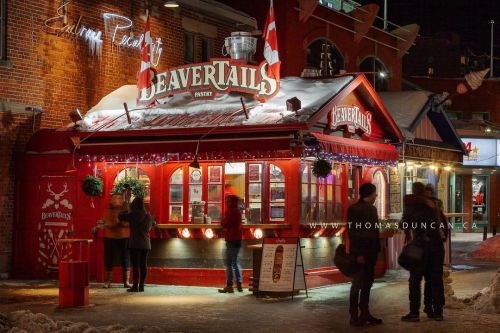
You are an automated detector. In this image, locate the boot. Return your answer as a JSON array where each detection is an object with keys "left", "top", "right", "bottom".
[
  {"left": 401, "top": 312, "right": 420, "bottom": 322},
  {"left": 423, "top": 305, "right": 434, "bottom": 319},
  {"left": 359, "top": 306, "right": 383, "bottom": 325},
  {"left": 218, "top": 285, "right": 234, "bottom": 293},
  {"left": 103, "top": 271, "right": 112, "bottom": 288},
  {"left": 123, "top": 270, "right": 131, "bottom": 288},
  {"left": 236, "top": 282, "right": 243, "bottom": 292},
  {"left": 127, "top": 284, "right": 139, "bottom": 292}
]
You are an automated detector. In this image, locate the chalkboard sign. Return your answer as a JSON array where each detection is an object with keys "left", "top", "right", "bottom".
[{"left": 258, "top": 238, "right": 307, "bottom": 296}]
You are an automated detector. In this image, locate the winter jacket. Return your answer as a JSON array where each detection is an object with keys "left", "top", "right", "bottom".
[
  {"left": 103, "top": 206, "right": 130, "bottom": 239},
  {"left": 118, "top": 211, "right": 153, "bottom": 250},
  {"left": 221, "top": 207, "right": 242, "bottom": 242},
  {"left": 347, "top": 200, "right": 380, "bottom": 257},
  {"left": 401, "top": 194, "right": 442, "bottom": 244}
]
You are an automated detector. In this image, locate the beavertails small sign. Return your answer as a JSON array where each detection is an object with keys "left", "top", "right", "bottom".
[
  {"left": 138, "top": 58, "right": 280, "bottom": 104},
  {"left": 328, "top": 105, "right": 372, "bottom": 136}
]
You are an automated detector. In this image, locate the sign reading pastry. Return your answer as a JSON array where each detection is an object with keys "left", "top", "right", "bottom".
[
  {"left": 328, "top": 105, "right": 372, "bottom": 135},
  {"left": 138, "top": 59, "right": 280, "bottom": 104}
]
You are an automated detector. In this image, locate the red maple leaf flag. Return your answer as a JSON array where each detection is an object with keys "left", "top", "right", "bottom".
[
  {"left": 137, "top": 14, "right": 153, "bottom": 99},
  {"left": 262, "top": 0, "right": 280, "bottom": 81}
]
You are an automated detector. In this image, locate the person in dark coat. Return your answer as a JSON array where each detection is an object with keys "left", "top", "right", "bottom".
[
  {"left": 118, "top": 197, "right": 153, "bottom": 292},
  {"left": 401, "top": 182, "right": 445, "bottom": 322},
  {"left": 218, "top": 195, "right": 243, "bottom": 293},
  {"left": 347, "top": 183, "right": 382, "bottom": 326}
]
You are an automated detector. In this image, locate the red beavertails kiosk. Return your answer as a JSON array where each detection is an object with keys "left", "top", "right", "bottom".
[{"left": 13, "top": 55, "right": 403, "bottom": 287}]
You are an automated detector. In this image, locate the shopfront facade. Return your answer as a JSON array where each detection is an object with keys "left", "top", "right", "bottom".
[{"left": 14, "top": 73, "right": 403, "bottom": 287}]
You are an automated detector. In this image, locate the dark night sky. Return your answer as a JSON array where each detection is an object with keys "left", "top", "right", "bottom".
[{"left": 356, "top": 0, "right": 499, "bottom": 54}]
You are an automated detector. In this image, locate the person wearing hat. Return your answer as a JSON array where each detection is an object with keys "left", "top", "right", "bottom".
[{"left": 346, "top": 183, "right": 383, "bottom": 326}]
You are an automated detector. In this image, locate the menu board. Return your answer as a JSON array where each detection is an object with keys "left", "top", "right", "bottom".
[{"left": 258, "top": 238, "right": 306, "bottom": 292}]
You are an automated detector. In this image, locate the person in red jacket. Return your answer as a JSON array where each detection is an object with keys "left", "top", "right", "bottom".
[{"left": 218, "top": 195, "right": 243, "bottom": 293}]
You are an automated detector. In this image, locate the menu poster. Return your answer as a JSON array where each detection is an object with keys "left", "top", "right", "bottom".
[
  {"left": 209, "top": 166, "right": 222, "bottom": 183},
  {"left": 248, "top": 164, "right": 261, "bottom": 182},
  {"left": 258, "top": 238, "right": 306, "bottom": 293}
]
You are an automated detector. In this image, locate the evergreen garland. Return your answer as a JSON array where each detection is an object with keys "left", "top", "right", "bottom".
[
  {"left": 312, "top": 158, "right": 332, "bottom": 178},
  {"left": 111, "top": 177, "right": 148, "bottom": 198},
  {"left": 82, "top": 175, "right": 104, "bottom": 197}
]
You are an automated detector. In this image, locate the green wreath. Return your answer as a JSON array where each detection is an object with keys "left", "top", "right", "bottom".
[
  {"left": 82, "top": 175, "right": 104, "bottom": 197},
  {"left": 312, "top": 158, "right": 332, "bottom": 178},
  {"left": 111, "top": 177, "right": 148, "bottom": 198}
]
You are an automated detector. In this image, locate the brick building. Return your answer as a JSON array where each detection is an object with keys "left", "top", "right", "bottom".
[{"left": 0, "top": 0, "right": 257, "bottom": 276}]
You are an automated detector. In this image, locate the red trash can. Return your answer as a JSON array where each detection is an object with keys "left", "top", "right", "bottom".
[{"left": 57, "top": 239, "right": 93, "bottom": 307}]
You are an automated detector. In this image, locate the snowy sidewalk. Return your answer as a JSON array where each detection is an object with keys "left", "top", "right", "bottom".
[{"left": 0, "top": 266, "right": 499, "bottom": 333}]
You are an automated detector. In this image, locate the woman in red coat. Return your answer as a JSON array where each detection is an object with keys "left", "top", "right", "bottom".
[{"left": 218, "top": 195, "right": 243, "bottom": 293}]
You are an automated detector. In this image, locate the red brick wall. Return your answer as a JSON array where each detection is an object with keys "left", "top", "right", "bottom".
[{"left": 0, "top": 0, "right": 237, "bottom": 274}]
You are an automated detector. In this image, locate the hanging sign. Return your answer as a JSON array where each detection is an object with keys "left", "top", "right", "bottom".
[
  {"left": 328, "top": 105, "right": 372, "bottom": 135},
  {"left": 138, "top": 58, "right": 280, "bottom": 104},
  {"left": 258, "top": 238, "right": 307, "bottom": 294}
]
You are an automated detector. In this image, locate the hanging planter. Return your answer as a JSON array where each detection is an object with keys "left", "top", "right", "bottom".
[
  {"left": 312, "top": 158, "right": 332, "bottom": 178},
  {"left": 111, "top": 177, "right": 147, "bottom": 199},
  {"left": 82, "top": 175, "right": 104, "bottom": 197}
]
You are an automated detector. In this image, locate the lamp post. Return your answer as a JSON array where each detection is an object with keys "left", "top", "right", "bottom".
[{"left": 490, "top": 19, "right": 495, "bottom": 78}]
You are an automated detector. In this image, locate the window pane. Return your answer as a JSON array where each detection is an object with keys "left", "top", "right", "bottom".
[
  {"left": 270, "top": 183, "right": 285, "bottom": 202},
  {"left": 319, "top": 203, "right": 326, "bottom": 221},
  {"left": 318, "top": 182, "right": 325, "bottom": 202},
  {"left": 208, "top": 185, "right": 222, "bottom": 202},
  {"left": 208, "top": 204, "right": 222, "bottom": 221},
  {"left": 270, "top": 164, "right": 285, "bottom": 182},
  {"left": 301, "top": 184, "right": 309, "bottom": 201},
  {"left": 301, "top": 166, "right": 309, "bottom": 183},
  {"left": 184, "top": 32, "right": 194, "bottom": 63},
  {"left": 311, "top": 184, "right": 317, "bottom": 201},
  {"left": 327, "top": 185, "right": 333, "bottom": 201},
  {"left": 248, "top": 203, "right": 261, "bottom": 223},
  {"left": 301, "top": 202, "right": 310, "bottom": 222},
  {"left": 170, "top": 168, "right": 183, "bottom": 184},
  {"left": 248, "top": 164, "right": 262, "bottom": 182},
  {"left": 249, "top": 183, "right": 262, "bottom": 201},
  {"left": 327, "top": 202, "right": 333, "bottom": 222},
  {"left": 208, "top": 166, "right": 222, "bottom": 184},
  {"left": 170, "top": 184, "right": 183, "bottom": 202},
  {"left": 189, "top": 185, "right": 203, "bottom": 202},
  {"left": 169, "top": 205, "right": 183, "bottom": 222},
  {"left": 201, "top": 38, "right": 212, "bottom": 62},
  {"left": 189, "top": 168, "right": 202, "bottom": 184},
  {"left": 270, "top": 205, "right": 284, "bottom": 219}
]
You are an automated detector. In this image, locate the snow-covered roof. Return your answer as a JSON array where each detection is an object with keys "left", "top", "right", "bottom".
[{"left": 79, "top": 76, "right": 354, "bottom": 132}]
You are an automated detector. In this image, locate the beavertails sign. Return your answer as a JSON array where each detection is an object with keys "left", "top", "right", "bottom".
[{"left": 138, "top": 58, "right": 280, "bottom": 104}]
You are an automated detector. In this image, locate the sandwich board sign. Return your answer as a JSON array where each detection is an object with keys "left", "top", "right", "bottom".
[{"left": 258, "top": 238, "right": 308, "bottom": 298}]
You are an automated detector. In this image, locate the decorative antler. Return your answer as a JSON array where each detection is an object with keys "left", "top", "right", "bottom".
[{"left": 47, "top": 183, "right": 56, "bottom": 197}]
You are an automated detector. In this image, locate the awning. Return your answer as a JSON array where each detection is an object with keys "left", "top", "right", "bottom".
[{"left": 310, "top": 132, "right": 399, "bottom": 161}]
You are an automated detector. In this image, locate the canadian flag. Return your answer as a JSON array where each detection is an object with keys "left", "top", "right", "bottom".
[
  {"left": 137, "top": 14, "right": 154, "bottom": 99},
  {"left": 262, "top": 0, "right": 280, "bottom": 81}
]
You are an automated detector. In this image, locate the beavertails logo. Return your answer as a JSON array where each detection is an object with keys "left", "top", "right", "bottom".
[
  {"left": 138, "top": 59, "right": 280, "bottom": 103},
  {"left": 328, "top": 105, "right": 372, "bottom": 136}
]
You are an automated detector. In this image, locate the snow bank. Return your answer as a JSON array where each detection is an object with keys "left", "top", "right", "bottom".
[
  {"left": 0, "top": 311, "right": 163, "bottom": 333},
  {"left": 471, "top": 269, "right": 500, "bottom": 314},
  {"left": 469, "top": 235, "right": 500, "bottom": 262}
]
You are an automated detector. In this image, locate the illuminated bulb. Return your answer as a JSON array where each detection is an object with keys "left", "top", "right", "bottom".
[
  {"left": 253, "top": 228, "right": 263, "bottom": 239},
  {"left": 429, "top": 165, "right": 437, "bottom": 170},
  {"left": 204, "top": 228, "right": 214, "bottom": 239},
  {"left": 398, "top": 162, "right": 406, "bottom": 167},
  {"left": 335, "top": 230, "right": 343, "bottom": 237},
  {"left": 379, "top": 71, "right": 387, "bottom": 78},
  {"left": 181, "top": 228, "right": 190, "bottom": 238},
  {"left": 444, "top": 166, "right": 452, "bottom": 171},
  {"left": 314, "top": 231, "right": 321, "bottom": 238}
]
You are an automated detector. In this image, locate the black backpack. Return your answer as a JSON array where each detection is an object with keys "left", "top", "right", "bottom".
[{"left": 333, "top": 244, "right": 358, "bottom": 277}]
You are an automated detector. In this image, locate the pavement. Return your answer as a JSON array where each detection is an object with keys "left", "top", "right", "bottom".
[{"left": 0, "top": 232, "right": 498, "bottom": 333}]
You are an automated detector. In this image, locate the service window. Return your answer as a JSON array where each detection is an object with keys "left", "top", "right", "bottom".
[
  {"left": 169, "top": 168, "right": 184, "bottom": 222},
  {"left": 269, "top": 164, "right": 285, "bottom": 221},
  {"left": 301, "top": 165, "right": 310, "bottom": 223}
]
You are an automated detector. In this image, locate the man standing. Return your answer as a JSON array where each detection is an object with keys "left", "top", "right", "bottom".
[
  {"left": 401, "top": 182, "right": 445, "bottom": 322},
  {"left": 347, "top": 183, "right": 383, "bottom": 326}
]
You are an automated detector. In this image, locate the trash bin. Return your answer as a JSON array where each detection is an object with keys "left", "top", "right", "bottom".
[{"left": 57, "top": 239, "right": 93, "bottom": 307}]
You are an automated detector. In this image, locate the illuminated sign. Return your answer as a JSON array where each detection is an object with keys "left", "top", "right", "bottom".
[
  {"left": 44, "top": 1, "right": 103, "bottom": 57},
  {"left": 103, "top": 13, "right": 163, "bottom": 67},
  {"left": 328, "top": 105, "right": 372, "bottom": 135},
  {"left": 138, "top": 59, "right": 280, "bottom": 104},
  {"left": 462, "top": 138, "right": 497, "bottom": 166}
]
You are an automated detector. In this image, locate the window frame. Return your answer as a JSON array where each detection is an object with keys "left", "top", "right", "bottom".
[
  {"left": 471, "top": 112, "right": 490, "bottom": 121},
  {"left": 201, "top": 37, "right": 213, "bottom": 62}
]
